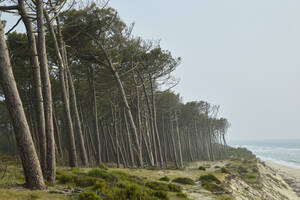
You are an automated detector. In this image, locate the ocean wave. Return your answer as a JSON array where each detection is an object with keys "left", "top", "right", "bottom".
[{"left": 231, "top": 144, "right": 300, "bottom": 169}]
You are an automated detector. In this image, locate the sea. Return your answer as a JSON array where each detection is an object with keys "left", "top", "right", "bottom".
[{"left": 229, "top": 139, "right": 300, "bottom": 169}]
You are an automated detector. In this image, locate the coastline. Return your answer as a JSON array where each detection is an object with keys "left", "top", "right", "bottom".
[{"left": 264, "top": 161, "right": 300, "bottom": 198}]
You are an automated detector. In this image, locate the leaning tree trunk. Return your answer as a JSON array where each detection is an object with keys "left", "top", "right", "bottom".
[
  {"left": 87, "top": 66, "right": 101, "bottom": 164},
  {"left": 0, "top": 19, "right": 45, "bottom": 189},
  {"left": 18, "top": 0, "right": 47, "bottom": 177},
  {"left": 66, "top": 65, "right": 88, "bottom": 166},
  {"left": 110, "top": 67, "right": 143, "bottom": 167},
  {"left": 36, "top": 0, "right": 55, "bottom": 184},
  {"left": 44, "top": 12, "right": 77, "bottom": 167},
  {"left": 103, "top": 57, "right": 143, "bottom": 166},
  {"left": 149, "top": 75, "right": 163, "bottom": 167}
]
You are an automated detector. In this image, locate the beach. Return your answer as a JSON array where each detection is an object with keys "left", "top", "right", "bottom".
[{"left": 265, "top": 161, "right": 300, "bottom": 198}]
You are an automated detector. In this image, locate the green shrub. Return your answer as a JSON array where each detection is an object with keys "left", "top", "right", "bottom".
[
  {"left": 99, "top": 163, "right": 108, "bottom": 170},
  {"left": 93, "top": 180, "right": 108, "bottom": 190},
  {"left": 159, "top": 176, "right": 170, "bottom": 182},
  {"left": 87, "top": 169, "right": 118, "bottom": 182},
  {"left": 172, "top": 177, "right": 195, "bottom": 185},
  {"left": 152, "top": 190, "right": 169, "bottom": 200},
  {"left": 199, "top": 174, "right": 221, "bottom": 184},
  {"left": 71, "top": 168, "right": 82, "bottom": 175},
  {"left": 176, "top": 192, "right": 187, "bottom": 198},
  {"left": 145, "top": 181, "right": 169, "bottom": 191},
  {"left": 220, "top": 167, "right": 229, "bottom": 174},
  {"left": 115, "top": 183, "right": 153, "bottom": 200},
  {"left": 168, "top": 183, "right": 181, "bottom": 192},
  {"left": 198, "top": 166, "right": 206, "bottom": 171},
  {"left": 109, "top": 170, "right": 129, "bottom": 181},
  {"left": 58, "top": 173, "right": 75, "bottom": 184},
  {"left": 78, "top": 191, "right": 100, "bottom": 200},
  {"left": 74, "top": 176, "right": 98, "bottom": 187},
  {"left": 237, "top": 166, "right": 248, "bottom": 174},
  {"left": 252, "top": 167, "right": 258, "bottom": 173},
  {"left": 201, "top": 182, "right": 225, "bottom": 193},
  {"left": 129, "top": 175, "right": 144, "bottom": 184},
  {"left": 29, "top": 194, "right": 39, "bottom": 199}
]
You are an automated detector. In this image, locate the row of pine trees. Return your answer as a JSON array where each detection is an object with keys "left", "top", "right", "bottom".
[{"left": 0, "top": 1, "right": 229, "bottom": 189}]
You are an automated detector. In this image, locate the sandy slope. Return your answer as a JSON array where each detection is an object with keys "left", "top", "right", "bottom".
[
  {"left": 218, "top": 161, "right": 299, "bottom": 200},
  {"left": 184, "top": 160, "right": 300, "bottom": 200},
  {"left": 265, "top": 161, "right": 300, "bottom": 198}
]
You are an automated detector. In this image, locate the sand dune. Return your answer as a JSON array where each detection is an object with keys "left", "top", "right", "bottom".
[{"left": 265, "top": 161, "right": 300, "bottom": 198}]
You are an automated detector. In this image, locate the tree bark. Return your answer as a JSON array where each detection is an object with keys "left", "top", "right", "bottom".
[
  {"left": 18, "top": 0, "right": 47, "bottom": 177},
  {"left": 0, "top": 19, "right": 46, "bottom": 189},
  {"left": 36, "top": 0, "right": 55, "bottom": 183},
  {"left": 87, "top": 66, "right": 101, "bottom": 164},
  {"left": 66, "top": 66, "right": 88, "bottom": 166},
  {"left": 44, "top": 12, "right": 77, "bottom": 167}
]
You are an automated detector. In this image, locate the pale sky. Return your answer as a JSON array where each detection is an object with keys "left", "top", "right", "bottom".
[{"left": 3, "top": 0, "right": 300, "bottom": 141}]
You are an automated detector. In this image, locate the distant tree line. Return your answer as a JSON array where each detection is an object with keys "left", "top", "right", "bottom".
[{"left": 0, "top": 1, "right": 229, "bottom": 189}]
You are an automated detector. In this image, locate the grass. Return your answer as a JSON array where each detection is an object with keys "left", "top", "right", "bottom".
[
  {"left": 0, "top": 189, "right": 72, "bottom": 200},
  {"left": 0, "top": 148, "right": 260, "bottom": 200}
]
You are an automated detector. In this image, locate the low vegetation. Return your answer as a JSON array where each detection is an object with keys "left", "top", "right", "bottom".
[
  {"left": 225, "top": 147, "right": 261, "bottom": 185},
  {"left": 159, "top": 176, "right": 170, "bottom": 182},
  {"left": 199, "top": 174, "right": 226, "bottom": 193},
  {"left": 172, "top": 177, "right": 195, "bottom": 185}
]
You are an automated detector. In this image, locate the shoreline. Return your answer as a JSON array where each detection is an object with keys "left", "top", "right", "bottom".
[{"left": 264, "top": 160, "right": 300, "bottom": 198}]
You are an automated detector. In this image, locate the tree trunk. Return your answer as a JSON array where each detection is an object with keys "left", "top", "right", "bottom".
[
  {"left": 18, "top": 0, "right": 47, "bottom": 177},
  {"left": 66, "top": 66, "right": 88, "bottom": 166},
  {"left": 87, "top": 66, "right": 101, "bottom": 164},
  {"left": 36, "top": 0, "right": 55, "bottom": 183},
  {"left": 0, "top": 19, "right": 46, "bottom": 189},
  {"left": 108, "top": 64, "right": 143, "bottom": 167},
  {"left": 149, "top": 75, "right": 163, "bottom": 167},
  {"left": 44, "top": 12, "right": 77, "bottom": 167}
]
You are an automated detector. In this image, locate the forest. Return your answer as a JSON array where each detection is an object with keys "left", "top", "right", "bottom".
[{"left": 0, "top": 0, "right": 229, "bottom": 190}]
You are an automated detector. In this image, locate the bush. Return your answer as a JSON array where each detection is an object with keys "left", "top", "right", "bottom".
[
  {"left": 214, "top": 165, "right": 220, "bottom": 169},
  {"left": 159, "top": 176, "right": 170, "bottom": 182},
  {"left": 201, "top": 182, "right": 225, "bottom": 193},
  {"left": 176, "top": 193, "right": 187, "bottom": 198},
  {"left": 78, "top": 191, "right": 100, "bottom": 200},
  {"left": 57, "top": 173, "right": 76, "bottom": 184},
  {"left": 237, "top": 166, "right": 248, "bottom": 174},
  {"left": 115, "top": 183, "right": 154, "bottom": 200},
  {"left": 87, "top": 169, "right": 118, "bottom": 182},
  {"left": 220, "top": 167, "right": 229, "bottom": 174},
  {"left": 94, "top": 180, "right": 108, "bottom": 190},
  {"left": 71, "top": 168, "right": 82, "bottom": 175},
  {"left": 99, "top": 163, "right": 108, "bottom": 170},
  {"left": 152, "top": 190, "right": 169, "bottom": 200},
  {"left": 172, "top": 177, "right": 195, "bottom": 185},
  {"left": 199, "top": 174, "right": 221, "bottom": 184},
  {"left": 252, "top": 167, "right": 258, "bottom": 173},
  {"left": 198, "top": 166, "right": 206, "bottom": 171},
  {"left": 145, "top": 181, "right": 169, "bottom": 191},
  {"left": 74, "top": 176, "right": 98, "bottom": 187},
  {"left": 168, "top": 183, "right": 181, "bottom": 192}
]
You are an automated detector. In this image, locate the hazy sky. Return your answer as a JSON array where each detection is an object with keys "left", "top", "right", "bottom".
[{"left": 3, "top": 0, "right": 300, "bottom": 141}]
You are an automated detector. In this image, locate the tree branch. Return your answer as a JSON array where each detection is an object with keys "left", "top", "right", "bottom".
[
  {"left": 5, "top": 17, "right": 22, "bottom": 35},
  {"left": 0, "top": 5, "right": 18, "bottom": 11}
]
